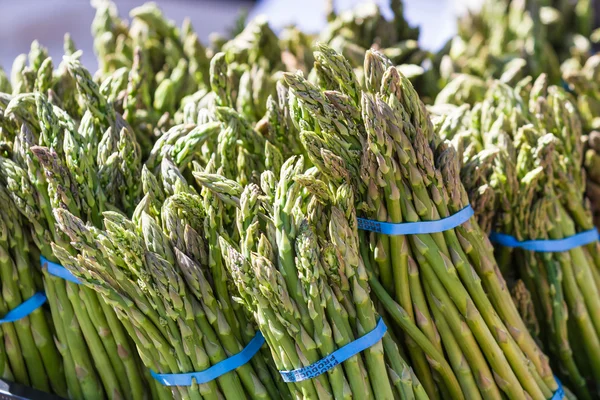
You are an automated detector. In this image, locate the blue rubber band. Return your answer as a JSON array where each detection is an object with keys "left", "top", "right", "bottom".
[
  {"left": 40, "top": 256, "right": 81, "bottom": 284},
  {"left": 550, "top": 376, "right": 564, "bottom": 400},
  {"left": 489, "top": 228, "right": 599, "bottom": 253},
  {"left": 151, "top": 331, "right": 265, "bottom": 386},
  {"left": 0, "top": 293, "right": 47, "bottom": 325},
  {"left": 357, "top": 205, "right": 474, "bottom": 235},
  {"left": 279, "top": 318, "right": 387, "bottom": 383}
]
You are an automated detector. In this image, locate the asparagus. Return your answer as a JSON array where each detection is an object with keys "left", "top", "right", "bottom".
[
  {"left": 0, "top": 184, "right": 67, "bottom": 395},
  {"left": 1, "top": 2, "right": 596, "bottom": 400},
  {"left": 284, "top": 44, "right": 560, "bottom": 400},
  {"left": 563, "top": 56, "right": 600, "bottom": 229},
  {"left": 0, "top": 207, "right": 32, "bottom": 389},
  {"left": 50, "top": 159, "right": 285, "bottom": 400},
  {"left": 1, "top": 52, "right": 148, "bottom": 398},
  {"left": 434, "top": 73, "right": 600, "bottom": 397},
  {"left": 193, "top": 153, "right": 435, "bottom": 400},
  {"left": 158, "top": 191, "right": 272, "bottom": 400},
  {"left": 0, "top": 297, "right": 14, "bottom": 382}
]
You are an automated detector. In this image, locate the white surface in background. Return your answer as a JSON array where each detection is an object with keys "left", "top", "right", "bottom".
[
  {"left": 0, "top": 0, "right": 251, "bottom": 71},
  {"left": 250, "top": 0, "right": 484, "bottom": 51}
]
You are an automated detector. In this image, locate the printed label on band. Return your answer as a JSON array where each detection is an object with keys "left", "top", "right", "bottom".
[
  {"left": 489, "top": 228, "right": 599, "bottom": 253},
  {"left": 0, "top": 293, "right": 47, "bottom": 325},
  {"left": 279, "top": 318, "right": 387, "bottom": 383},
  {"left": 151, "top": 331, "right": 265, "bottom": 386},
  {"left": 357, "top": 205, "right": 474, "bottom": 235},
  {"left": 40, "top": 256, "right": 81, "bottom": 284},
  {"left": 550, "top": 376, "right": 564, "bottom": 400}
]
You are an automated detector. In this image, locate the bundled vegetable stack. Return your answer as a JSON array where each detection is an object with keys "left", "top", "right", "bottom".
[
  {"left": 561, "top": 55, "right": 600, "bottom": 228},
  {"left": 50, "top": 165, "right": 286, "bottom": 400},
  {"left": 91, "top": 0, "right": 285, "bottom": 156},
  {"left": 0, "top": 39, "right": 285, "bottom": 400},
  {"left": 0, "top": 39, "right": 286, "bottom": 399},
  {"left": 194, "top": 156, "right": 438, "bottom": 400},
  {"left": 435, "top": 75, "right": 600, "bottom": 399},
  {"left": 1, "top": 0, "right": 599, "bottom": 399},
  {"left": 0, "top": 48, "right": 151, "bottom": 399},
  {"left": 320, "top": 0, "right": 418, "bottom": 58},
  {"left": 438, "top": 0, "right": 598, "bottom": 89},
  {"left": 282, "top": 44, "right": 562, "bottom": 400},
  {"left": 430, "top": 1, "right": 600, "bottom": 397},
  {"left": 438, "top": 0, "right": 556, "bottom": 86},
  {"left": 0, "top": 184, "right": 65, "bottom": 396},
  {"left": 89, "top": 0, "right": 216, "bottom": 155}
]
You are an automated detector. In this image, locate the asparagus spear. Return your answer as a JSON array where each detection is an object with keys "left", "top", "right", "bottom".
[{"left": 0, "top": 300, "right": 14, "bottom": 382}]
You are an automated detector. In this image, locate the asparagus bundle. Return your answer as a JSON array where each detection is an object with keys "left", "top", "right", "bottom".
[
  {"left": 92, "top": 1, "right": 277, "bottom": 156},
  {"left": 91, "top": 0, "right": 434, "bottom": 146},
  {"left": 92, "top": 0, "right": 210, "bottom": 97},
  {"left": 90, "top": 0, "right": 214, "bottom": 155},
  {"left": 0, "top": 183, "right": 66, "bottom": 395},
  {"left": 561, "top": 55, "right": 600, "bottom": 228},
  {"left": 194, "top": 155, "right": 446, "bottom": 400},
  {"left": 2, "top": 36, "right": 294, "bottom": 398},
  {"left": 439, "top": 0, "right": 553, "bottom": 85},
  {"left": 317, "top": 0, "right": 420, "bottom": 67},
  {"left": 0, "top": 50, "right": 149, "bottom": 399},
  {"left": 283, "top": 44, "right": 560, "bottom": 400},
  {"left": 437, "top": 0, "right": 599, "bottom": 90},
  {"left": 435, "top": 75, "right": 600, "bottom": 398},
  {"left": 92, "top": 0, "right": 286, "bottom": 139},
  {"left": 50, "top": 159, "right": 285, "bottom": 400}
]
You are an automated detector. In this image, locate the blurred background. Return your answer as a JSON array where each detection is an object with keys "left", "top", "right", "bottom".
[{"left": 0, "top": 0, "right": 484, "bottom": 71}]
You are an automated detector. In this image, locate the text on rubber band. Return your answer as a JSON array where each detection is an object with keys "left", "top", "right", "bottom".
[{"left": 279, "top": 318, "right": 387, "bottom": 383}]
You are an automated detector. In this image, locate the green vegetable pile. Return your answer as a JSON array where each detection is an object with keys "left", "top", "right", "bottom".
[
  {"left": 0, "top": 1, "right": 598, "bottom": 399},
  {"left": 429, "top": 0, "right": 600, "bottom": 397},
  {"left": 435, "top": 75, "right": 600, "bottom": 399}
]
